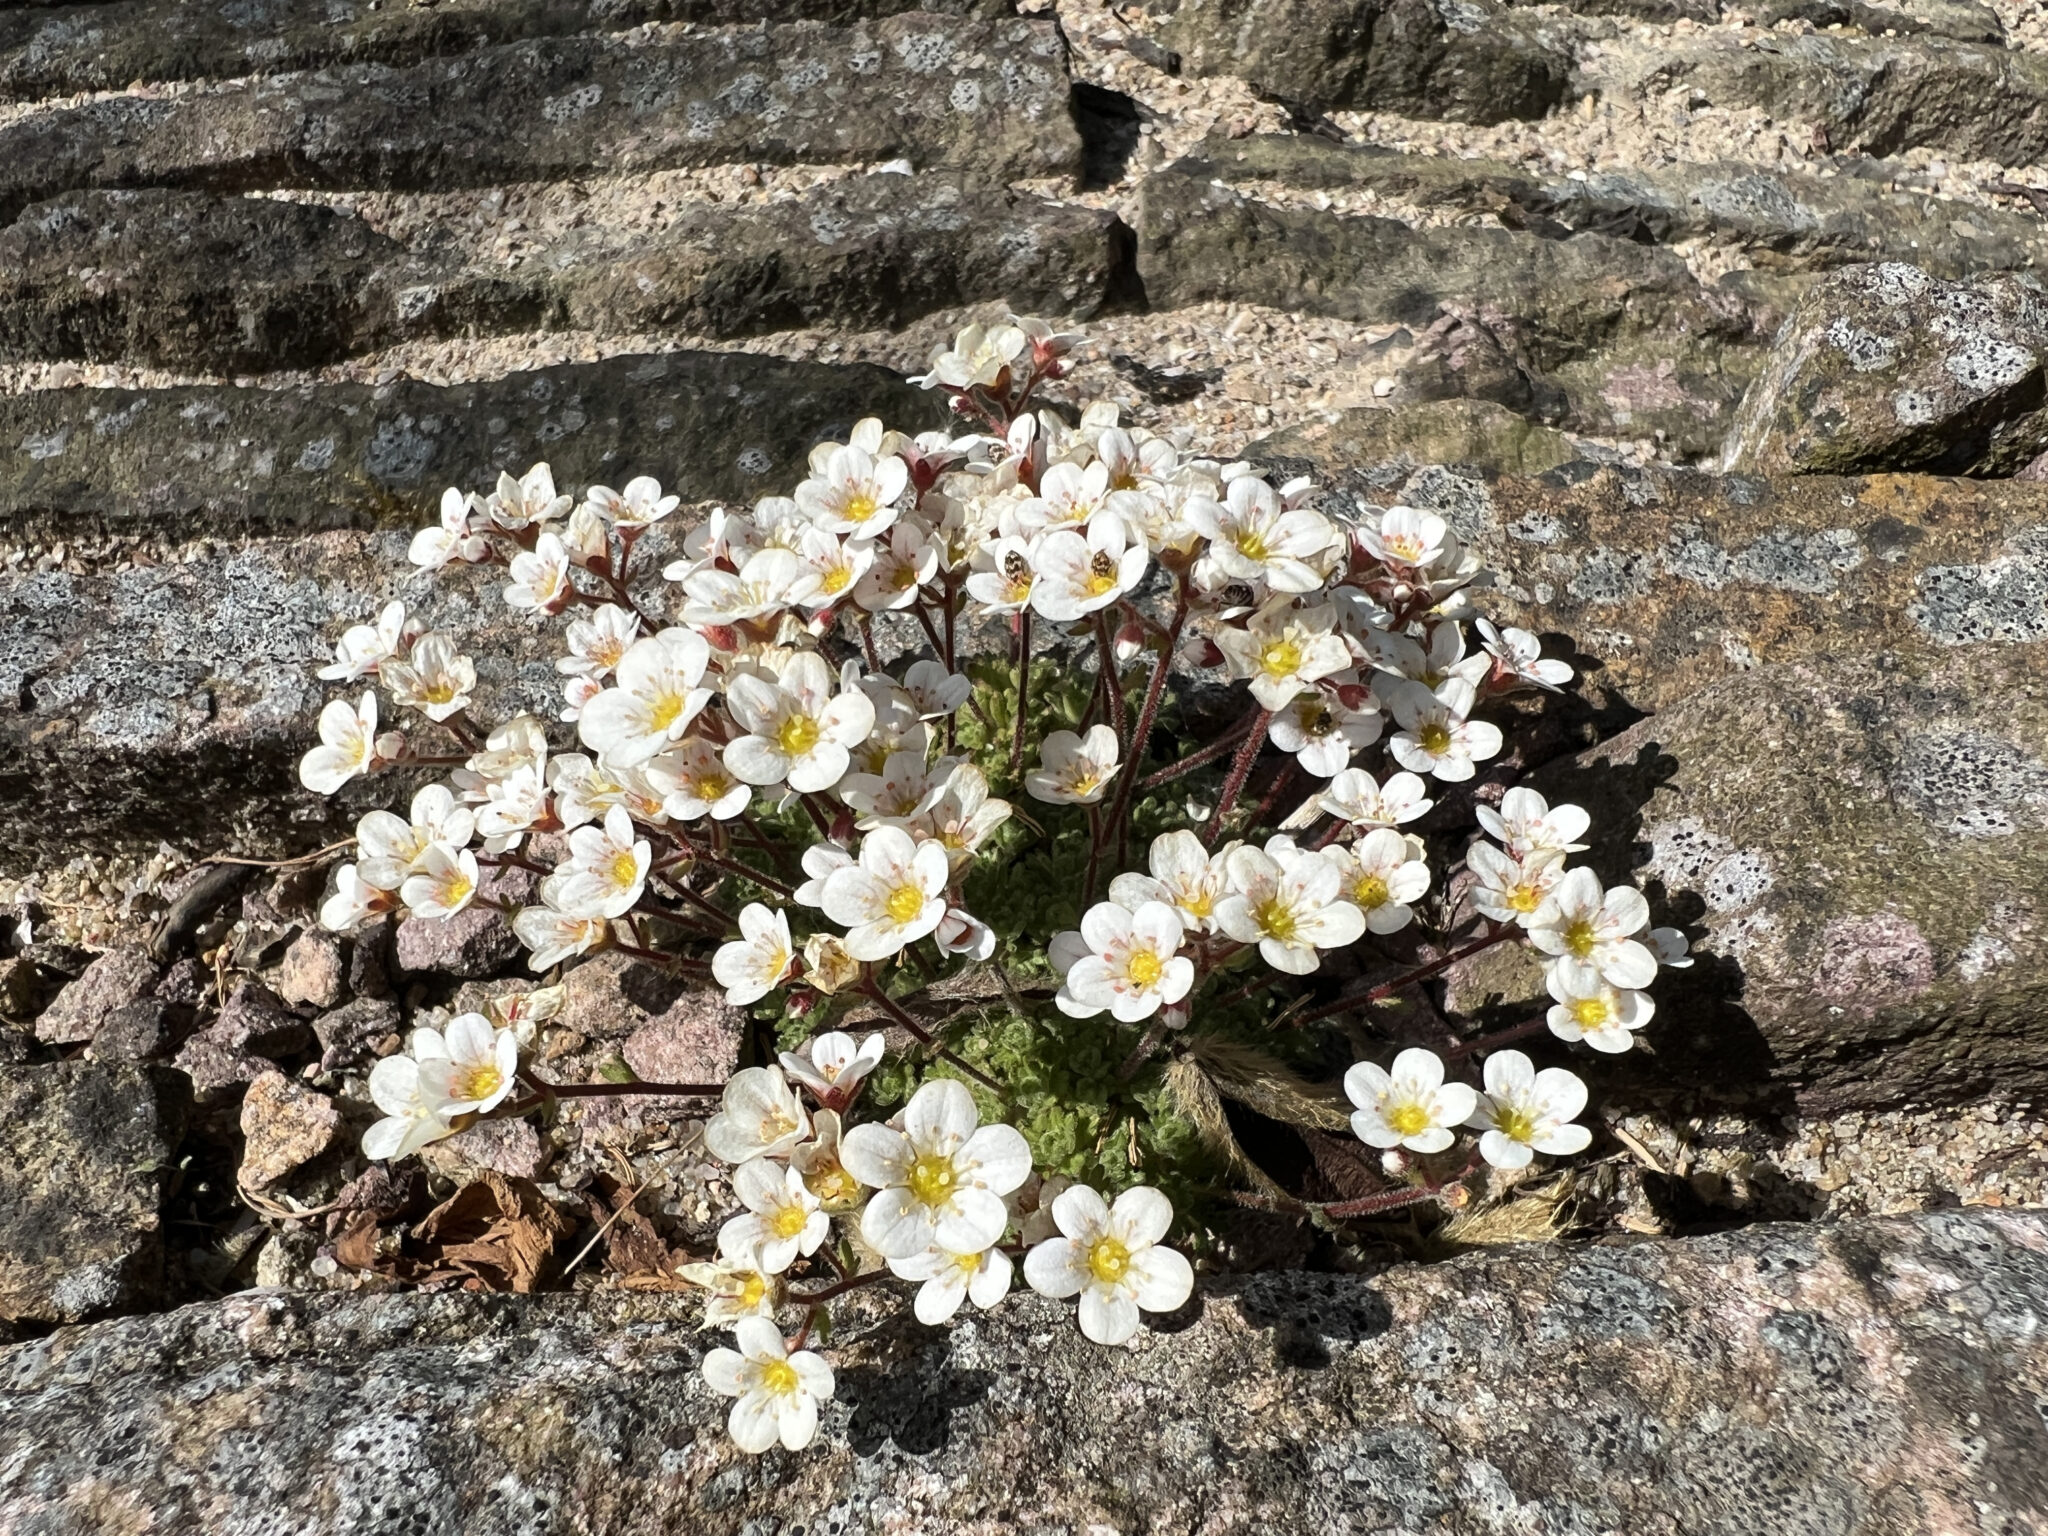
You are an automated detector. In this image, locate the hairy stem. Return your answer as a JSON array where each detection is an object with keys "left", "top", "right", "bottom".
[
  {"left": 1010, "top": 611, "right": 1033, "bottom": 780},
  {"left": 1139, "top": 712, "right": 1255, "bottom": 791},
  {"left": 1202, "top": 709, "right": 1273, "bottom": 847},
  {"left": 1287, "top": 928, "right": 1514, "bottom": 1028}
]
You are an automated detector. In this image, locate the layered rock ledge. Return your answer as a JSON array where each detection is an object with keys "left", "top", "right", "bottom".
[{"left": 0, "top": 1208, "right": 2042, "bottom": 1532}]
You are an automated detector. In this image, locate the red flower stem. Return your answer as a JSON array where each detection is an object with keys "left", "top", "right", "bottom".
[
  {"left": 788, "top": 1268, "right": 895, "bottom": 1306},
  {"left": 1286, "top": 928, "right": 1513, "bottom": 1028},
  {"left": 1010, "top": 611, "right": 1033, "bottom": 780},
  {"left": 1241, "top": 760, "right": 1299, "bottom": 836},
  {"left": 1102, "top": 588, "right": 1189, "bottom": 869},
  {"left": 1202, "top": 709, "right": 1273, "bottom": 847},
  {"left": 1137, "top": 714, "right": 1256, "bottom": 791},
  {"left": 1094, "top": 610, "right": 1129, "bottom": 748},
  {"left": 1442, "top": 1014, "right": 1552, "bottom": 1059},
  {"left": 858, "top": 981, "right": 1006, "bottom": 1098}
]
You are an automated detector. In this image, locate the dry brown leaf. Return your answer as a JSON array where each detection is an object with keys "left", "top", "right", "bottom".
[
  {"left": 590, "top": 1174, "right": 691, "bottom": 1287},
  {"left": 411, "top": 1173, "right": 573, "bottom": 1293}
]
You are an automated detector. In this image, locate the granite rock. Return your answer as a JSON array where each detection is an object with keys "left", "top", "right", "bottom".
[
  {"left": 0, "top": 1061, "right": 185, "bottom": 1324},
  {"left": 237, "top": 1069, "right": 343, "bottom": 1190},
  {"left": 31, "top": 946, "right": 157, "bottom": 1045},
  {"left": 0, "top": 1209, "right": 2041, "bottom": 1529}
]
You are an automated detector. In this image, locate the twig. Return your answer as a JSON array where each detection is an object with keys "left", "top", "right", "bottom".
[
  {"left": 201, "top": 837, "right": 357, "bottom": 869},
  {"left": 561, "top": 1174, "right": 655, "bottom": 1280}
]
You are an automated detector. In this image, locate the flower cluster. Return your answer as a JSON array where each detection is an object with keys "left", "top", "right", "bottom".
[{"left": 297, "top": 316, "right": 1693, "bottom": 1456}]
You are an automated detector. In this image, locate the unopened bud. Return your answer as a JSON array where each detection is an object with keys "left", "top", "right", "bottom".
[{"left": 1380, "top": 1148, "right": 1412, "bottom": 1178}]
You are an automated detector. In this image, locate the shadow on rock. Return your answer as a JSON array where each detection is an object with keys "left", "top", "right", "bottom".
[
  {"left": 840, "top": 1342, "right": 995, "bottom": 1457},
  {"left": 1223, "top": 1272, "right": 1395, "bottom": 1371}
]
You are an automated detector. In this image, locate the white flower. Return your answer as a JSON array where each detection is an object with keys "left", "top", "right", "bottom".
[
  {"left": 585, "top": 475, "right": 678, "bottom": 530},
  {"left": 504, "top": 531, "right": 574, "bottom": 613},
  {"left": 1360, "top": 505, "right": 1448, "bottom": 570},
  {"left": 577, "top": 631, "right": 715, "bottom": 767},
  {"left": 789, "top": 1109, "right": 865, "bottom": 1211},
  {"left": 415, "top": 1013, "right": 521, "bottom": 1117},
  {"left": 934, "top": 904, "right": 996, "bottom": 959},
  {"left": 1650, "top": 926, "right": 1693, "bottom": 967},
  {"left": 796, "top": 444, "right": 909, "bottom": 536},
  {"left": 1325, "top": 829, "right": 1429, "bottom": 935},
  {"left": 1025, "top": 725, "right": 1120, "bottom": 805},
  {"left": 362, "top": 1032, "right": 457, "bottom": 1161},
  {"left": 1302, "top": 766, "right": 1433, "bottom": 830},
  {"left": 1215, "top": 600, "right": 1353, "bottom": 712},
  {"left": 679, "top": 546, "right": 823, "bottom": 624},
  {"left": 320, "top": 865, "right": 393, "bottom": 931},
  {"left": 1266, "top": 688, "right": 1381, "bottom": 777},
  {"left": 1186, "top": 475, "right": 1334, "bottom": 593},
  {"left": 890, "top": 1241, "right": 1015, "bottom": 1326},
  {"left": 779, "top": 1031, "right": 886, "bottom": 1105},
  {"left": 800, "top": 933, "right": 861, "bottom": 996},
  {"left": 963, "top": 535, "right": 1039, "bottom": 613},
  {"left": 903, "top": 659, "right": 972, "bottom": 719},
  {"left": 713, "top": 903, "right": 796, "bottom": 1007},
  {"left": 557, "top": 604, "right": 642, "bottom": 680},
  {"left": 1057, "top": 900, "right": 1193, "bottom": 1023},
  {"left": 913, "top": 320, "right": 1027, "bottom": 390},
  {"left": 1527, "top": 868, "right": 1656, "bottom": 988},
  {"left": 1466, "top": 842, "right": 1567, "bottom": 927},
  {"left": 839, "top": 1079, "right": 1032, "bottom": 1258},
  {"left": 819, "top": 825, "right": 951, "bottom": 962},
  {"left": 381, "top": 633, "right": 476, "bottom": 723},
  {"left": 705, "top": 1065, "right": 812, "bottom": 1165},
  {"left": 724, "top": 651, "right": 876, "bottom": 795},
  {"left": 1029, "top": 514, "right": 1148, "bottom": 622},
  {"left": 850, "top": 523, "right": 939, "bottom": 611},
  {"left": 1107, "top": 829, "right": 1233, "bottom": 935},
  {"left": 1215, "top": 841, "right": 1366, "bottom": 975},
  {"left": 318, "top": 600, "right": 409, "bottom": 681},
  {"left": 1360, "top": 621, "right": 1491, "bottom": 696},
  {"left": 645, "top": 737, "right": 751, "bottom": 822},
  {"left": 554, "top": 805, "right": 650, "bottom": 919},
  {"left": 792, "top": 841, "right": 855, "bottom": 908},
  {"left": 409, "top": 489, "right": 488, "bottom": 571},
  {"left": 702, "top": 1316, "right": 835, "bottom": 1455},
  {"left": 794, "top": 526, "right": 874, "bottom": 610},
  {"left": 299, "top": 691, "right": 379, "bottom": 794},
  {"left": 1546, "top": 968, "right": 1654, "bottom": 1053},
  {"left": 838, "top": 748, "right": 956, "bottom": 828},
  {"left": 918, "top": 765, "right": 1012, "bottom": 875},
  {"left": 398, "top": 843, "right": 480, "bottom": 920},
  {"left": 1022, "top": 1184, "right": 1193, "bottom": 1346},
  {"left": 560, "top": 501, "right": 609, "bottom": 568},
  {"left": 483, "top": 463, "right": 571, "bottom": 530},
  {"left": 1464, "top": 1050, "right": 1592, "bottom": 1169},
  {"left": 1344, "top": 1047, "right": 1476, "bottom": 1154},
  {"left": 1475, "top": 787, "right": 1589, "bottom": 858},
  {"left": 1385, "top": 680, "right": 1502, "bottom": 783},
  {"left": 678, "top": 1246, "right": 783, "bottom": 1328},
  {"left": 356, "top": 784, "right": 475, "bottom": 889},
  {"left": 511, "top": 897, "right": 608, "bottom": 971},
  {"left": 1476, "top": 618, "right": 1574, "bottom": 692},
  {"left": 720, "top": 1159, "right": 830, "bottom": 1274}
]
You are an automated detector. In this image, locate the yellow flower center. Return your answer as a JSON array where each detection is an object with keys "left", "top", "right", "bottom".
[
  {"left": 1417, "top": 722, "right": 1453, "bottom": 755},
  {"left": 843, "top": 492, "right": 878, "bottom": 525},
  {"left": 1353, "top": 874, "right": 1389, "bottom": 910},
  {"left": 1259, "top": 638, "right": 1303, "bottom": 678},
  {"left": 761, "top": 1107, "right": 800, "bottom": 1142},
  {"left": 758, "top": 1358, "right": 801, "bottom": 1398},
  {"left": 805, "top": 1163, "right": 860, "bottom": 1208},
  {"left": 698, "top": 772, "right": 733, "bottom": 800},
  {"left": 1087, "top": 1235, "right": 1132, "bottom": 1284},
  {"left": 1508, "top": 884, "right": 1544, "bottom": 914},
  {"left": 608, "top": 848, "right": 641, "bottom": 888},
  {"left": 772, "top": 1203, "right": 811, "bottom": 1240},
  {"left": 885, "top": 882, "right": 927, "bottom": 924},
  {"left": 1067, "top": 770, "right": 1103, "bottom": 798},
  {"left": 820, "top": 565, "right": 853, "bottom": 594},
  {"left": 1235, "top": 529, "right": 1273, "bottom": 563},
  {"left": 453, "top": 1063, "right": 503, "bottom": 1103},
  {"left": 649, "top": 691, "right": 687, "bottom": 732},
  {"left": 1387, "top": 1102, "right": 1430, "bottom": 1137},
  {"left": 1127, "top": 950, "right": 1164, "bottom": 988},
  {"left": 1253, "top": 896, "right": 1298, "bottom": 943},
  {"left": 907, "top": 1152, "right": 958, "bottom": 1208},
  {"left": 1564, "top": 919, "right": 1598, "bottom": 959},
  {"left": 736, "top": 1272, "right": 768, "bottom": 1309},
  {"left": 1494, "top": 1105, "right": 1537, "bottom": 1143},
  {"left": 1181, "top": 891, "right": 1213, "bottom": 919},
  {"left": 1572, "top": 995, "right": 1614, "bottom": 1028},
  {"left": 777, "top": 714, "right": 822, "bottom": 757},
  {"left": 422, "top": 677, "right": 461, "bottom": 705}
]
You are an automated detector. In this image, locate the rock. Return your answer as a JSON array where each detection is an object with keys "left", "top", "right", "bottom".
[
  {"left": 0, "top": 16, "right": 1081, "bottom": 225},
  {"left": 273, "top": 931, "right": 346, "bottom": 1011},
  {"left": 561, "top": 952, "right": 744, "bottom": 1077},
  {"left": 32, "top": 947, "right": 157, "bottom": 1046},
  {"left": 1163, "top": 0, "right": 1575, "bottom": 121},
  {"left": 0, "top": 1061, "right": 185, "bottom": 1324},
  {"left": 1134, "top": 165, "right": 1768, "bottom": 451},
  {"left": 171, "top": 981, "right": 312, "bottom": 1104},
  {"left": 1, "top": 1209, "right": 2043, "bottom": 1527},
  {"left": 347, "top": 918, "right": 394, "bottom": 1001},
  {"left": 238, "top": 1069, "right": 343, "bottom": 1191},
  {"left": 1723, "top": 263, "right": 2048, "bottom": 478},
  {"left": 421, "top": 1116, "right": 549, "bottom": 1182},
  {"left": 90, "top": 999, "right": 179, "bottom": 1062},
  {"left": 1449, "top": 644, "right": 2048, "bottom": 1112},
  {"left": 0, "top": 0, "right": 1010, "bottom": 102},
  {"left": 0, "top": 349, "right": 941, "bottom": 542},
  {"left": 0, "top": 956, "right": 42, "bottom": 1020},
  {"left": 0, "top": 179, "right": 1123, "bottom": 372},
  {"left": 312, "top": 997, "right": 401, "bottom": 1074},
  {"left": 1238, "top": 453, "right": 2048, "bottom": 723},
  {"left": 1250, "top": 400, "right": 1582, "bottom": 480},
  {"left": 1181, "top": 132, "right": 2048, "bottom": 279},
  {"left": 394, "top": 867, "right": 530, "bottom": 980}
]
